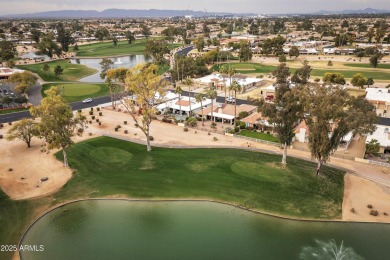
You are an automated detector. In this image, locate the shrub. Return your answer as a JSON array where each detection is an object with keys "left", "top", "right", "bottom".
[
  {"left": 239, "top": 121, "right": 246, "bottom": 129},
  {"left": 149, "top": 136, "right": 154, "bottom": 141},
  {"left": 118, "top": 109, "right": 122, "bottom": 112},
  {"left": 213, "top": 137, "right": 218, "bottom": 141},
  {"left": 384, "top": 212, "right": 388, "bottom": 216},
  {"left": 89, "top": 111, "right": 93, "bottom": 115},
  {"left": 77, "top": 128, "right": 84, "bottom": 134},
  {"left": 184, "top": 127, "right": 189, "bottom": 132},
  {"left": 186, "top": 117, "right": 197, "bottom": 127},
  {"left": 0, "top": 135, "right": 3, "bottom": 139},
  {"left": 96, "top": 119, "right": 99, "bottom": 122},
  {"left": 89, "top": 120, "right": 92, "bottom": 124},
  {"left": 91, "top": 116, "right": 95, "bottom": 120},
  {"left": 367, "top": 204, "right": 373, "bottom": 209},
  {"left": 124, "top": 121, "right": 127, "bottom": 125},
  {"left": 124, "top": 130, "right": 128, "bottom": 134},
  {"left": 97, "top": 107, "right": 100, "bottom": 111},
  {"left": 88, "top": 132, "right": 93, "bottom": 136},
  {"left": 350, "top": 208, "right": 355, "bottom": 213},
  {"left": 90, "top": 107, "right": 93, "bottom": 111},
  {"left": 238, "top": 111, "right": 249, "bottom": 119},
  {"left": 114, "top": 127, "right": 118, "bottom": 132},
  {"left": 235, "top": 126, "right": 240, "bottom": 133},
  {"left": 134, "top": 123, "right": 139, "bottom": 127},
  {"left": 246, "top": 126, "right": 254, "bottom": 131},
  {"left": 117, "top": 125, "right": 121, "bottom": 129},
  {"left": 370, "top": 210, "right": 379, "bottom": 216},
  {"left": 156, "top": 111, "right": 161, "bottom": 115},
  {"left": 0, "top": 123, "right": 3, "bottom": 128},
  {"left": 78, "top": 109, "right": 82, "bottom": 113},
  {"left": 98, "top": 122, "right": 102, "bottom": 125},
  {"left": 99, "top": 112, "right": 103, "bottom": 116},
  {"left": 314, "top": 78, "right": 320, "bottom": 82},
  {"left": 8, "top": 122, "right": 12, "bottom": 125}
]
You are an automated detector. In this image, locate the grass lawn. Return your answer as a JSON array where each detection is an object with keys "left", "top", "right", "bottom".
[
  {"left": 343, "top": 63, "right": 390, "bottom": 70},
  {"left": 0, "top": 137, "right": 345, "bottom": 257},
  {"left": 41, "top": 83, "right": 110, "bottom": 102},
  {"left": 16, "top": 60, "right": 97, "bottom": 82},
  {"left": 0, "top": 107, "right": 29, "bottom": 114},
  {"left": 213, "top": 62, "right": 390, "bottom": 80},
  {"left": 76, "top": 39, "right": 183, "bottom": 57},
  {"left": 238, "top": 130, "right": 279, "bottom": 143},
  {"left": 212, "top": 63, "right": 275, "bottom": 74}
]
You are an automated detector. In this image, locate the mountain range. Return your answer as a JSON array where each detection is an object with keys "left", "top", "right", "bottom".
[
  {"left": 1, "top": 8, "right": 389, "bottom": 18},
  {"left": 0, "top": 9, "right": 254, "bottom": 18}
]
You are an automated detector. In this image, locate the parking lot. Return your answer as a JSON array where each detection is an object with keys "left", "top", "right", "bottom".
[{"left": 0, "top": 81, "right": 25, "bottom": 109}]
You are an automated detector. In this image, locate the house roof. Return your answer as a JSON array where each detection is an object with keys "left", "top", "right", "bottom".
[
  {"left": 241, "top": 112, "right": 264, "bottom": 124},
  {"left": 366, "top": 124, "right": 390, "bottom": 148},
  {"left": 196, "top": 103, "right": 257, "bottom": 117},
  {"left": 365, "top": 88, "right": 390, "bottom": 103}
]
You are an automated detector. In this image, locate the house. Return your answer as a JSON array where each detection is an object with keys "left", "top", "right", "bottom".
[
  {"left": 196, "top": 103, "right": 257, "bottom": 125},
  {"left": 0, "top": 68, "right": 25, "bottom": 80},
  {"left": 241, "top": 112, "right": 273, "bottom": 129},
  {"left": 156, "top": 94, "right": 212, "bottom": 116},
  {"left": 365, "top": 88, "right": 390, "bottom": 118},
  {"left": 366, "top": 125, "right": 390, "bottom": 153}
]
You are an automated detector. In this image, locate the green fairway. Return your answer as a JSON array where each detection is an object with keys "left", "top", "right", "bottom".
[
  {"left": 310, "top": 69, "right": 390, "bottom": 80},
  {"left": 17, "top": 60, "right": 97, "bottom": 82},
  {"left": 76, "top": 39, "right": 183, "bottom": 57},
  {"left": 344, "top": 63, "right": 390, "bottom": 69},
  {"left": 212, "top": 62, "right": 276, "bottom": 74},
  {"left": 0, "top": 107, "right": 28, "bottom": 114},
  {"left": 41, "top": 83, "right": 110, "bottom": 102},
  {"left": 213, "top": 62, "right": 390, "bottom": 80},
  {"left": 238, "top": 130, "right": 279, "bottom": 142},
  {"left": 0, "top": 137, "right": 345, "bottom": 258}
]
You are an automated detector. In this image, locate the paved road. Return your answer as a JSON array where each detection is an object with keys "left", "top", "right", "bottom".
[
  {"left": 0, "top": 92, "right": 251, "bottom": 124},
  {"left": 0, "top": 96, "right": 112, "bottom": 123}
]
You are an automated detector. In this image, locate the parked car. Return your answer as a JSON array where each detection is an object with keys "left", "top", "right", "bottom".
[
  {"left": 265, "top": 95, "right": 274, "bottom": 101},
  {"left": 82, "top": 98, "right": 93, "bottom": 103},
  {"left": 226, "top": 96, "right": 235, "bottom": 103}
]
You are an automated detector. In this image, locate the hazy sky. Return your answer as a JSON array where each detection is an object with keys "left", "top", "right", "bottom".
[{"left": 0, "top": 0, "right": 389, "bottom": 15}]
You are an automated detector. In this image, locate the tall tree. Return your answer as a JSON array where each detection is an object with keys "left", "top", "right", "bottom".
[
  {"left": 260, "top": 63, "right": 302, "bottom": 165},
  {"left": 288, "top": 46, "right": 300, "bottom": 59},
  {"left": 145, "top": 39, "right": 169, "bottom": 64},
  {"left": 183, "top": 77, "right": 194, "bottom": 115},
  {"left": 125, "top": 31, "right": 135, "bottom": 44},
  {"left": 195, "top": 93, "right": 206, "bottom": 126},
  {"left": 0, "top": 41, "right": 15, "bottom": 64},
  {"left": 54, "top": 65, "right": 63, "bottom": 77},
  {"left": 174, "top": 84, "right": 183, "bottom": 116},
  {"left": 7, "top": 71, "right": 38, "bottom": 95},
  {"left": 43, "top": 63, "right": 50, "bottom": 76},
  {"left": 6, "top": 118, "right": 39, "bottom": 148},
  {"left": 291, "top": 64, "right": 312, "bottom": 85},
  {"left": 37, "top": 33, "right": 59, "bottom": 58},
  {"left": 294, "top": 84, "right": 377, "bottom": 175},
  {"left": 56, "top": 25, "right": 75, "bottom": 52},
  {"left": 205, "top": 88, "right": 218, "bottom": 126},
  {"left": 106, "top": 68, "right": 127, "bottom": 109},
  {"left": 229, "top": 80, "right": 242, "bottom": 128},
  {"left": 239, "top": 40, "right": 253, "bottom": 62},
  {"left": 121, "top": 64, "right": 168, "bottom": 151},
  {"left": 351, "top": 73, "right": 368, "bottom": 89},
  {"left": 99, "top": 58, "right": 114, "bottom": 79},
  {"left": 140, "top": 24, "right": 151, "bottom": 38},
  {"left": 369, "top": 53, "right": 383, "bottom": 68},
  {"left": 30, "top": 87, "right": 86, "bottom": 167},
  {"left": 323, "top": 72, "right": 346, "bottom": 85}
]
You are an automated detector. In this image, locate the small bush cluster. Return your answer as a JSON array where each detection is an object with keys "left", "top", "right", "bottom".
[
  {"left": 0, "top": 123, "right": 3, "bottom": 128},
  {"left": 156, "top": 111, "right": 161, "bottom": 115},
  {"left": 8, "top": 122, "right": 12, "bottom": 126},
  {"left": 124, "top": 121, "right": 127, "bottom": 125},
  {"left": 124, "top": 130, "right": 128, "bottom": 134},
  {"left": 91, "top": 116, "right": 95, "bottom": 120},
  {"left": 186, "top": 117, "right": 197, "bottom": 127},
  {"left": 77, "top": 128, "right": 84, "bottom": 134},
  {"left": 183, "top": 127, "right": 189, "bottom": 132},
  {"left": 98, "top": 122, "right": 102, "bottom": 126},
  {"left": 0, "top": 134, "right": 3, "bottom": 139},
  {"left": 370, "top": 210, "right": 379, "bottom": 216},
  {"left": 213, "top": 137, "right": 218, "bottom": 141},
  {"left": 114, "top": 127, "right": 119, "bottom": 132},
  {"left": 99, "top": 112, "right": 103, "bottom": 116},
  {"left": 162, "top": 118, "right": 173, "bottom": 123},
  {"left": 149, "top": 136, "right": 154, "bottom": 141},
  {"left": 97, "top": 107, "right": 100, "bottom": 111},
  {"left": 89, "top": 111, "right": 93, "bottom": 115},
  {"left": 116, "top": 125, "right": 121, "bottom": 129}
]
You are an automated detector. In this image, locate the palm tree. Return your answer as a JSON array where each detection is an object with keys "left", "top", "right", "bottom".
[
  {"left": 219, "top": 64, "right": 235, "bottom": 104},
  {"left": 174, "top": 85, "right": 183, "bottom": 116},
  {"left": 229, "top": 80, "right": 242, "bottom": 128},
  {"left": 183, "top": 77, "right": 193, "bottom": 116},
  {"left": 205, "top": 88, "right": 218, "bottom": 126},
  {"left": 195, "top": 93, "right": 205, "bottom": 126}
]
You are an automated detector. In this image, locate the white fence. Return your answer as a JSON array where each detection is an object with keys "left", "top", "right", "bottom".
[
  {"left": 233, "top": 134, "right": 280, "bottom": 147},
  {"left": 368, "top": 160, "right": 390, "bottom": 168}
]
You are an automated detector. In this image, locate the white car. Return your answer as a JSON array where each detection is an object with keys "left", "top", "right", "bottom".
[
  {"left": 226, "top": 96, "right": 235, "bottom": 103},
  {"left": 82, "top": 98, "right": 93, "bottom": 103}
]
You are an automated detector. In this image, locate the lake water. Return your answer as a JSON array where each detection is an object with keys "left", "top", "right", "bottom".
[
  {"left": 20, "top": 200, "right": 390, "bottom": 260},
  {"left": 70, "top": 55, "right": 151, "bottom": 83}
]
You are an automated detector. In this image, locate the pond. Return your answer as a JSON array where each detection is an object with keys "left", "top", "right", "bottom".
[
  {"left": 20, "top": 200, "right": 390, "bottom": 260},
  {"left": 70, "top": 55, "right": 151, "bottom": 83}
]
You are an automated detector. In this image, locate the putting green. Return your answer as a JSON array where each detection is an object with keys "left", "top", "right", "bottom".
[
  {"left": 58, "top": 84, "right": 101, "bottom": 96},
  {"left": 89, "top": 147, "right": 133, "bottom": 164}
]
